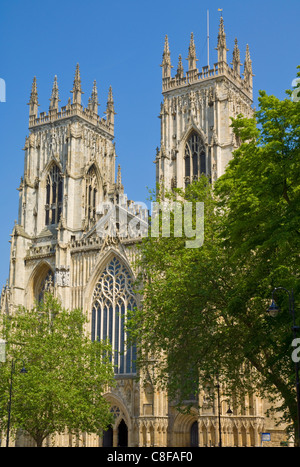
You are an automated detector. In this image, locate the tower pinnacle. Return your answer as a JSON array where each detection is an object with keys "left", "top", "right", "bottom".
[
  {"left": 106, "top": 85, "right": 115, "bottom": 127},
  {"left": 216, "top": 16, "right": 228, "bottom": 63},
  {"left": 175, "top": 55, "right": 184, "bottom": 80},
  {"left": 71, "top": 63, "right": 84, "bottom": 105},
  {"left": 243, "top": 44, "right": 254, "bottom": 88},
  {"left": 28, "top": 76, "right": 39, "bottom": 117},
  {"left": 91, "top": 80, "right": 99, "bottom": 114},
  {"left": 187, "top": 33, "right": 198, "bottom": 72},
  {"left": 49, "top": 75, "right": 60, "bottom": 111},
  {"left": 161, "top": 35, "right": 172, "bottom": 79},
  {"left": 231, "top": 38, "right": 242, "bottom": 76}
]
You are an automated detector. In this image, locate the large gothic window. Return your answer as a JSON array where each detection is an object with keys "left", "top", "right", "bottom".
[
  {"left": 91, "top": 257, "right": 137, "bottom": 375},
  {"left": 45, "top": 165, "right": 63, "bottom": 225},
  {"left": 85, "top": 166, "right": 98, "bottom": 224},
  {"left": 184, "top": 132, "right": 206, "bottom": 186}
]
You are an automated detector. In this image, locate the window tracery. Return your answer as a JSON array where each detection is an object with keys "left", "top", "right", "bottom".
[
  {"left": 184, "top": 132, "right": 206, "bottom": 186},
  {"left": 91, "top": 257, "right": 137, "bottom": 375},
  {"left": 45, "top": 165, "right": 63, "bottom": 225}
]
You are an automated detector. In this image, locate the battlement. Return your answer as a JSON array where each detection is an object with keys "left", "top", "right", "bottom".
[
  {"left": 28, "top": 101, "right": 114, "bottom": 136},
  {"left": 161, "top": 16, "right": 253, "bottom": 100},
  {"left": 162, "top": 60, "right": 253, "bottom": 100},
  {"left": 27, "top": 65, "right": 115, "bottom": 137}
]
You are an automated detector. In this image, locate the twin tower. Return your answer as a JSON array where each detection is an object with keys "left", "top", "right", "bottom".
[
  {"left": 2, "top": 16, "right": 278, "bottom": 449},
  {"left": 157, "top": 15, "right": 253, "bottom": 191}
]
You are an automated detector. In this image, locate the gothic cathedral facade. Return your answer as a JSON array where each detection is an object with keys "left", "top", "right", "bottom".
[{"left": 1, "top": 17, "right": 287, "bottom": 447}]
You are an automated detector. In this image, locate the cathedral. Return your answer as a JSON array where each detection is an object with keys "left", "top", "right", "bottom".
[{"left": 0, "top": 17, "right": 288, "bottom": 447}]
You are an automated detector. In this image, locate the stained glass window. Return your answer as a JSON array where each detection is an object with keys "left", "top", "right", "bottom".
[{"left": 91, "top": 257, "right": 137, "bottom": 375}]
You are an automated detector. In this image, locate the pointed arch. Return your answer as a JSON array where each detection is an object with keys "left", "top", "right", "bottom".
[
  {"left": 85, "top": 249, "right": 137, "bottom": 375},
  {"left": 183, "top": 130, "right": 206, "bottom": 186},
  {"left": 26, "top": 260, "right": 54, "bottom": 306},
  {"left": 44, "top": 163, "right": 63, "bottom": 225},
  {"left": 171, "top": 411, "right": 198, "bottom": 447}
]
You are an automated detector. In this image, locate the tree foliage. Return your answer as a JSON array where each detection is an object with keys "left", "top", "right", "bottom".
[
  {"left": 0, "top": 294, "right": 115, "bottom": 447},
  {"left": 128, "top": 73, "right": 300, "bottom": 441}
]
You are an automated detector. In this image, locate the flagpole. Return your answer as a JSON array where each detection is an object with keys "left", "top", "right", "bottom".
[{"left": 207, "top": 9, "right": 209, "bottom": 69}]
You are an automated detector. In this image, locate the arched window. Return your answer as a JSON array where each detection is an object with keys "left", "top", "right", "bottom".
[
  {"left": 45, "top": 165, "right": 63, "bottom": 225},
  {"left": 184, "top": 132, "right": 206, "bottom": 185},
  {"left": 85, "top": 166, "right": 98, "bottom": 223},
  {"left": 91, "top": 257, "right": 137, "bottom": 375}
]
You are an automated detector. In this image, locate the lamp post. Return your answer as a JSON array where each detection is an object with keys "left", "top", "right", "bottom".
[
  {"left": 215, "top": 382, "right": 233, "bottom": 447},
  {"left": 6, "top": 359, "right": 27, "bottom": 448},
  {"left": 267, "top": 287, "right": 300, "bottom": 447},
  {"left": 216, "top": 383, "right": 222, "bottom": 447}
]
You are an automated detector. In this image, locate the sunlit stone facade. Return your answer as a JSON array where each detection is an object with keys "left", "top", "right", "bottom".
[{"left": 1, "top": 17, "right": 289, "bottom": 447}]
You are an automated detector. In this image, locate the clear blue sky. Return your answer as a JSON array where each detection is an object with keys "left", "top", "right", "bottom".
[{"left": 0, "top": 0, "right": 299, "bottom": 287}]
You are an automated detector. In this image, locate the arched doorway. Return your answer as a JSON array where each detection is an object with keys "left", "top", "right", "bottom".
[
  {"left": 103, "top": 425, "right": 113, "bottom": 447},
  {"left": 118, "top": 419, "right": 128, "bottom": 447},
  {"left": 190, "top": 421, "right": 198, "bottom": 447}
]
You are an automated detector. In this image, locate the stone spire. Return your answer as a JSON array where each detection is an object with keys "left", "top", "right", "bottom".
[
  {"left": 231, "top": 38, "right": 242, "bottom": 76},
  {"left": 216, "top": 16, "right": 228, "bottom": 63},
  {"left": 175, "top": 55, "right": 184, "bottom": 79},
  {"left": 71, "top": 63, "right": 83, "bottom": 105},
  {"left": 106, "top": 85, "right": 115, "bottom": 127},
  {"left": 243, "top": 44, "right": 253, "bottom": 88},
  {"left": 91, "top": 80, "right": 99, "bottom": 114},
  {"left": 49, "top": 75, "right": 60, "bottom": 111},
  {"left": 28, "top": 76, "right": 39, "bottom": 117},
  {"left": 161, "top": 35, "right": 172, "bottom": 79},
  {"left": 187, "top": 33, "right": 198, "bottom": 71}
]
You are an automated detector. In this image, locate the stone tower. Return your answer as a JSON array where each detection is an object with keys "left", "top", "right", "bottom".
[
  {"left": 0, "top": 20, "right": 288, "bottom": 447},
  {"left": 156, "top": 16, "right": 254, "bottom": 190}
]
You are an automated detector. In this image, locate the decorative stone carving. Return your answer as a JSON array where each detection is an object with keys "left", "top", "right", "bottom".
[{"left": 55, "top": 266, "right": 70, "bottom": 287}]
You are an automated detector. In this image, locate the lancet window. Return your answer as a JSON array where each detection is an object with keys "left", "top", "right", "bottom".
[
  {"left": 45, "top": 165, "right": 63, "bottom": 225},
  {"left": 184, "top": 132, "right": 206, "bottom": 186},
  {"left": 91, "top": 257, "right": 137, "bottom": 375}
]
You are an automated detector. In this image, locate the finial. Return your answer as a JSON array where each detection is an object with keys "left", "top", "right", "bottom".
[
  {"left": 231, "top": 38, "right": 242, "bottom": 76},
  {"left": 243, "top": 44, "right": 253, "bottom": 88},
  {"left": 107, "top": 85, "right": 114, "bottom": 104},
  {"left": 28, "top": 76, "right": 39, "bottom": 117},
  {"left": 106, "top": 85, "right": 116, "bottom": 127},
  {"left": 71, "top": 63, "right": 84, "bottom": 105},
  {"left": 161, "top": 35, "right": 172, "bottom": 79},
  {"left": 49, "top": 75, "right": 60, "bottom": 111},
  {"left": 187, "top": 32, "right": 198, "bottom": 72},
  {"left": 216, "top": 15, "right": 228, "bottom": 63},
  {"left": 91, "top": 80, "right": 99, "bottom": 114},
  {"left": 175, "top": 54, "right": 184, "bottom": 79}
]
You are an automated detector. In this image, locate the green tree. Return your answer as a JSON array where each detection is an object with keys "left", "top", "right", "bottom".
[
  {"left": 129, "top": 74, "right": 300, "bottom": 444},
  {"left": 0, "top": 294, "right": 115, "bottom": 447}
]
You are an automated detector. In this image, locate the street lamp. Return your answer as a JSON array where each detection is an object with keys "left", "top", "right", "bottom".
[
  {"left": 215, "top": 383, "right": 233, "bottom": 447},
  {"left": 6, "top": 359, "right": 27, "bottom": 448},
  {"left": 267, "top": 287, "right": 300, "bottom": 447}
]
